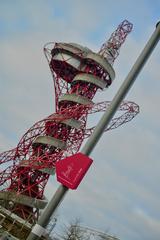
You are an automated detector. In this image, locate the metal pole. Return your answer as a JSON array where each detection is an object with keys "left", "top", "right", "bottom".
[
  {"left": 27, "top": 22, "right": 160, "bottom": 240},
  {"left": 27, "top": 185, "right": 68, "bottom": 240}
]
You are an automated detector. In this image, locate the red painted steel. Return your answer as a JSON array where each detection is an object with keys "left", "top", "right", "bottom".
[{"left": 0, "top": 20, "right": 138, "bottom": 223}]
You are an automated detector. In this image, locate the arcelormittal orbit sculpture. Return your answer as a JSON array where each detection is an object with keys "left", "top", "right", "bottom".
[{"left": 0, "top": 20, "right": 139, "bottom": 239}]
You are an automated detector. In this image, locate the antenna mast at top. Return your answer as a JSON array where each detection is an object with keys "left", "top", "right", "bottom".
[{"left": 99, "top": 20, "right": 133, "bottom": 64}]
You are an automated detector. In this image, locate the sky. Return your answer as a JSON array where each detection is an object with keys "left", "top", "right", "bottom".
[{"left": 0, "top": 1, "right": 160, "bottom": 240}]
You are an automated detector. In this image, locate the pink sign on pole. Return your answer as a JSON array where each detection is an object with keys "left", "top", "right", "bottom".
[{"left": 55, "top": 153, "right": 93, "bottom": 189}]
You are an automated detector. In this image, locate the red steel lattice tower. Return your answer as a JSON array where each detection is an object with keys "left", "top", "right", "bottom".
[{"left": 0, "top": 20, "right": 139, "bottom": 238}]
